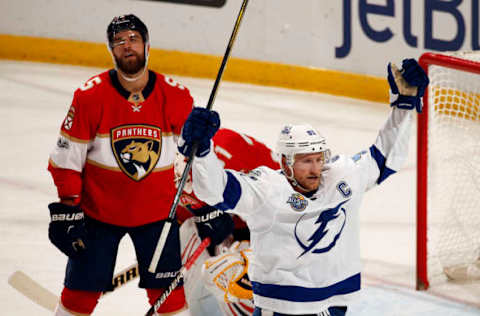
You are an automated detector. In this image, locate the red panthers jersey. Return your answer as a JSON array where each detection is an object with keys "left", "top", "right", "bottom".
[
  {"left": 213, "top": 128, "right": 280, "bottom": 172},
  {"left": 176, "top": 128, "right": 280, "bottom": 224},
  {"left": 48, "top": 70, "right": 193, "bottom": 227}
]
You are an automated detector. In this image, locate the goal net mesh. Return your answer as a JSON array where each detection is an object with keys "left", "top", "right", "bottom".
[{"left": 423, "top": 51, "right": 480, "bottom": 285}]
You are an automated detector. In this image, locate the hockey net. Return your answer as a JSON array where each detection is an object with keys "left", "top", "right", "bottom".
[{"left": 417, "top": 52, "right": 480, "bottom": 291}]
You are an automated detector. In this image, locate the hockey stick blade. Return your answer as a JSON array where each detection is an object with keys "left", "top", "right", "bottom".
[
  {"left": 8, "top": 263, "right": 139, "bottom": 312},
  {"left": 147, "top": 0, "right": 249, "bottom": 274},
  {"left": 145, "top": 237, "right": 210, "bottom": 316},
  {"left": 8, "top": 271, "right": 58, "bottom": 312}
]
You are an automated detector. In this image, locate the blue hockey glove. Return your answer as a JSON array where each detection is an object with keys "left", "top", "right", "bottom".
[
  {"left": 178, "top": 107, "right": 220, "bottom": 158},
  {"left": 189, "top": 205, "right": 234, "bottom": 255},
  {"left": 48, "top": 202, "right": 87, "bottom": 258},
  {"left": 387, "top": 58, "right": 429, "bottom": 113}
]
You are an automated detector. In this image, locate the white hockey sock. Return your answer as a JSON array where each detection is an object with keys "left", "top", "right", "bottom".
[
  {"left": 54, "top": 303, "right": 89, "bottom": 316},
  {"left": 170, "top": 307, "right": 192, "bottom": 316}
]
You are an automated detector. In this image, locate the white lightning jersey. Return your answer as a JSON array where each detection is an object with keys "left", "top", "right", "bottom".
[{"left": 192, "top": 108, "right": 413, "bottom": 314}]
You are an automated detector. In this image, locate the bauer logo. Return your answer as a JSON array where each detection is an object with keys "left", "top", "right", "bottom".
[
  {"left": 193, "top": 210, "right": 222, "bottom": 222},
  {"left": 111, "top": 124, "right": 162, "bottom": 181},
  {"left": 51, "top": 212, "right": 84, "bottom": 221},
  {"left": 287, "top": 193, "right": 308, "bottom": 212},
  {"left": 294, "top": 199, "right": 349, "bottom": 258},
  {"left": 155, "top": 271, "right": 179, "bottom": 279}
]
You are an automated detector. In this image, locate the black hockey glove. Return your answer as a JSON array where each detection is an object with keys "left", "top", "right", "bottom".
[
  {"left": 387, "top": 58, "right": 429, "bottom": 113},
  {"left": 190, "top": 205, "right": 234, "bottom": 255},
  {"left": 48, "top": 202, "right": 87, "bottom": 259},
  {"left": 178, "top": 107, "right": 220, "bottom": 158}
]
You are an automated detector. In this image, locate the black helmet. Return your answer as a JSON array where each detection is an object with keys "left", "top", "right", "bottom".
[{"left": 107, "top": 14, "right": 149, "bottom": 48}]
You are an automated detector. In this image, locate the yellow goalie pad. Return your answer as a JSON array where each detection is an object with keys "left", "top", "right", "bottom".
[{"left": 202, "top": 241, "right": 252, "bottom": 303}]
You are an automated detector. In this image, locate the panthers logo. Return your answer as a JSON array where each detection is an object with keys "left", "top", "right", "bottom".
[{"left": 111, "top": 125, "right": 162, "bottom": 181}]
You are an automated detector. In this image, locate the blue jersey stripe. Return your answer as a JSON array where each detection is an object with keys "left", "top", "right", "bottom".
[
  {"left": 251, "top": 273, "right": 361, "bottom": 302},
  {"left": 213, "top": 171, "right": 242, "bottom": 211},
  {"left": 369, "top": 145, "right": 396, "bottom": 184}
]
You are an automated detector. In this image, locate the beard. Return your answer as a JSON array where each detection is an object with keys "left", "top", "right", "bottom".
[
  {"left": 297, "top": 176, "right": 321, "bottom": 192},
  {"left": 115, "top": 51, "right": 146, "bottom": 75}
]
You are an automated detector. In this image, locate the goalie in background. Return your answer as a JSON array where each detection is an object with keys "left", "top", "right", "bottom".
[
  {"left": 175, "top": 127, "right": 279, "bottom": 316},
  {"left": 177, "top": 59, "right": 429, "bottom": 316}
]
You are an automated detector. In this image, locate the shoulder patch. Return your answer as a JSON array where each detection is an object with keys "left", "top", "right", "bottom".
[
  {"left": 56, "top": 136, "right": 70, "bottom": 149},
  {"left": 351, "top": 150, "right": 367, "bottom": 162},
  {"left": 287, "top": 193, "right": 308, "bottom": 212},
  {"left": 63, "top": 106, "right": 76, "bottom": 130}
]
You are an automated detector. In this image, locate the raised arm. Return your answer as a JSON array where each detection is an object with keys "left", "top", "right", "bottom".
[
  {"left": 178, "top": 108, "right": 268, "bottom": 218},
  {"left": 360, "top": 58, "right": 429, "bottom": 189}
]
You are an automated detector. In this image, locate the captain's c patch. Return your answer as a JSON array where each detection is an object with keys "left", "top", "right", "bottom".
[{"left": 111, "top": 124, "right": 162, "bottom": 181}]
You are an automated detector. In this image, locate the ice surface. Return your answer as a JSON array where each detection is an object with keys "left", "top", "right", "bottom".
[{"left": 1, "top": 61, "right": 478, "bottom": 315}]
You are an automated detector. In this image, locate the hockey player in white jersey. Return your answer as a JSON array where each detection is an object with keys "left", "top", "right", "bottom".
[
  {"left": 177, "top": 127, "right": 279, "bottom": 316},
  {"left": 177, "top": 58, "right": 429, "bottom": 316}
]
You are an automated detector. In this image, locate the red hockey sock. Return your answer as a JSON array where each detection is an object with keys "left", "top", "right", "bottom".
[
  {"left": 61, "top": 287, "right": 101, "bottom": 315},
  {"left": 146, "top": 286, "right": 186, "bottom": 313}
]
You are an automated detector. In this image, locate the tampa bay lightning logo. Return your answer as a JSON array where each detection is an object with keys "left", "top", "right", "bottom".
[{"left": 294, "top": 199, "right": 350, "bottom": 257}]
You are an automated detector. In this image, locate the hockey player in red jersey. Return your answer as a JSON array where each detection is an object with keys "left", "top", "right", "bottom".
[{"left": 47, "top": 14, "right": 194, "bottom": 315}]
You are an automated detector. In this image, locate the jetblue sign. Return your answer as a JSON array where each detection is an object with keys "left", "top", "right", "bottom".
[{"left": 336, "top": 0, "right": 480, "bottom": 58}]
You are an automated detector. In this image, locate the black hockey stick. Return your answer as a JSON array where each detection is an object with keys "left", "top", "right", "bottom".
[
  {"left": 148, "top": 0, "right": 250, "bottom": 273},
  {"left": 145, "top": 237, "right": 210, "bottom": 316}
]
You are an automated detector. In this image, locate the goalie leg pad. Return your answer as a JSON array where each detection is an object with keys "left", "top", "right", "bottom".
[
  {"left": 202, "top": 244, "right": 253, "bottom": 304},
  {"left": 60, "top": 287, "right": 101, "bottom": 315},
  {"left": 146, "top": 286, "right": 187, "bottom": 313}
]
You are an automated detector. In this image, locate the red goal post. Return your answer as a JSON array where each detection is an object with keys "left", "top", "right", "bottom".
[{"left": 417, "top": 52, "right": 480, "bottom": 290}]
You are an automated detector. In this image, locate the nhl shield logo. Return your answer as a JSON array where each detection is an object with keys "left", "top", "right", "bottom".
[
  {"left": 111, "top": 124, "right": 162, "bottom": 181},
  {"left": 287, "top": 193, "right": 308, "bottom": 212}
]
